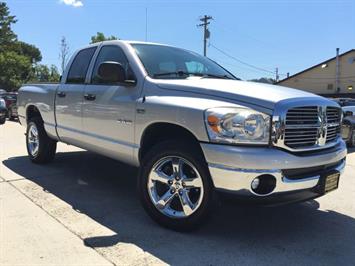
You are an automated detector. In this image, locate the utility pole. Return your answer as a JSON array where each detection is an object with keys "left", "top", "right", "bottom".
[
  {"left": 335, "top": 48, "right": 340, "bottom": 93},
  {"left": 275, "top": 67, "right": 279, "bottom": 82},
  {"left": 197, "top": 15, "right": 213, "bottom": 56}
]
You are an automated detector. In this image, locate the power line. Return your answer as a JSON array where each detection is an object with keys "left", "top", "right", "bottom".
[{"left": 210, "top": 43, "right": 278, "bottom": 75}]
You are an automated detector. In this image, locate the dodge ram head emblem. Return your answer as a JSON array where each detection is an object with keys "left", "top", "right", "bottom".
[{"left": 318, "top": 107, "right": 327, "bottom": 146}]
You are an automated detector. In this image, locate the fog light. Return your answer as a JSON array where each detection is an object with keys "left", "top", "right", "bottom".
[
  {"left": 251, "top": 178, "right": 260, "bottom": 190},
  {"left": 251, "top": 174, "right": 277, "bottom": 195}
]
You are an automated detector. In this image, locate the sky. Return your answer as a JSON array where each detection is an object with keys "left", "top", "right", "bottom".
[{"left": 4, "top": 0, "right": 355, "bottom": 80}]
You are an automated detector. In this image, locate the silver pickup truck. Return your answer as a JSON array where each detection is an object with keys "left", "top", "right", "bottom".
[{"left": 18, "top": 41, "right": 347, "bottom": 230}]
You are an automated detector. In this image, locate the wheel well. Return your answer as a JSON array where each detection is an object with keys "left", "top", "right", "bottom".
[
  {"left": 139, "top": 123, "right": 203, "bottom": 162},
  {"left": 26, "top": 105, "right": 42, "bottom": 123}
]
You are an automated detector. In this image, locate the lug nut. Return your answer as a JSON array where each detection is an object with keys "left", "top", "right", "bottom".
[
  {"left": 170, "top": 189, "right": 176, "bottom": 194},
  {"left": 168, "top": 180, "right": 173, "bottom": 185},
  {"left": 179, "top": 189, "right": 183, "bottom": 195}
]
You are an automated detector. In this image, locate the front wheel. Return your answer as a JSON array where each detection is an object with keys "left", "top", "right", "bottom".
[
  {"left": 26, "top": 117, "right": 57, "bottom": 164},
  {"left": 0, "top": 117, "right": 5, "bottom": 125},
  {"left": 138, "top": 141, "right": 214, "bottom": 231}
]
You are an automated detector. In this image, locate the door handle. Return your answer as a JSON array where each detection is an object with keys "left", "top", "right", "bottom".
[
  {"left": 84, "top": 93, "right": 96, "bottom": 101},
  {"left": 57, "top": 91, "right": 66, "bottom": 98}
]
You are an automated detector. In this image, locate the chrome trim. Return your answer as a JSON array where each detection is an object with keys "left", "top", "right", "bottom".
[
  {"left": 208, "top": 159, "right": 346, "bottom": 197},
  {"left": 272, "top": 97, "right": 342, "bottom": 152},
  {"left": 207, "top": 163, "right": 280, "bottom": 174},
  {"left": 147, "top": 156, "right": 204, "bottom": 218},
  {"left": 334, "top": 159, "right": 346, "bottom": 174},
  {"left": 27, "top": 124, "right": 39, "bottom": 157},
  {"left": 201, "top": 140, "right": 347, "bottom": 171}
]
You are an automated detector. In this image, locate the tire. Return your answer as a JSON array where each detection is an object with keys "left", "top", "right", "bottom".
[
  {"left": 8, "top": 108, "right": 16, "bottom": 121},
  {"left": 138, "top": 140, "right": 214, "bottom": 231},
  {"left": 26, "top": 117, "right": 57, "bottom": 164},
  {"left": 0, "top": 117, "right": 5, "bottom": 125},
  {"left": 8, "top": 109, "right": 13, "bottom": 120},
  {"left": 350, "top": 129, "right": 355, "bottom": 147}
]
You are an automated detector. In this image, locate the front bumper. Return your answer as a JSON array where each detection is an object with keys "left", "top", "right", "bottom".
[{"left": 201, "top": 139, "right": 347, "bottom": 202}]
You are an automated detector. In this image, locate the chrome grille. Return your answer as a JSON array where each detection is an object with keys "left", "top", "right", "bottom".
[
  {"left": 284, "top": 107, "right": 319, "bottom": 148},
  {"left": 273, "top": 103, "right": 342, "bottom": 152},
  {"left": 284, "top": 127, "right": 318, "bottom": 148},
  {"left": 326, "top": 107, "right": 341, "bottom": 143}
]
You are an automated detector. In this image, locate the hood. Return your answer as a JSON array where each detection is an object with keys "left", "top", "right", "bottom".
[{"left": 155, "top": 78, "right": 323, "bottom": 110}]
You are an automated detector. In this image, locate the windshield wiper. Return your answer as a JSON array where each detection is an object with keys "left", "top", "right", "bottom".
[
  {"left": 153, "top": 71, "right": 201, "bottom": 78},
  {"left": 153, "top": 71, "right": 233, "bottom": 79},
  {"left": 200, "top": 73, "right": 233, "bottom": 80}
]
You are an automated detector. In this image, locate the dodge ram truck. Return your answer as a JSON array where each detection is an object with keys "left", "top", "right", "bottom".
[{"left": 18, "top": 41, "right": 347, "bottom": 230}]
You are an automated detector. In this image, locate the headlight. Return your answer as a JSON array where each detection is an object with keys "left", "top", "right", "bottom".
[
  {"left": 205, "top": 107, "right": 270, "bottom": 144},
  {"left": 0, "top": 99, "right": 5, "bottom": 108}
]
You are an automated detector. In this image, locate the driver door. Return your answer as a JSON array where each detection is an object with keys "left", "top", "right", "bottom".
[{"left": 80, "top": 45, "right": 139, "bottom": 163}]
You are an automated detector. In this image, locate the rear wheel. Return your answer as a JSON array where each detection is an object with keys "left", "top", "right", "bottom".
[
  {"left": 0, "top": 117, "right": 5, "bottom": 125},
  {"left": 138, "top": 140, "right": 214, "bottom": 231},
  {"left": 26, "top": 117, "right": 57, "bottom": 164}
]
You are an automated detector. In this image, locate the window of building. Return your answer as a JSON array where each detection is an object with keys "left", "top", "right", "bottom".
[{"left": 327, "top": 84, "right": 334, "bottom": 90}]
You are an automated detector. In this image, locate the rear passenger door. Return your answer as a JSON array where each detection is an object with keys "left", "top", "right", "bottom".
[
  {"left": 55, "top": 47, "right": 96, "bottom": 145},
  {"left": 81, "top": 45, "right": 139, "bottom": 163}
]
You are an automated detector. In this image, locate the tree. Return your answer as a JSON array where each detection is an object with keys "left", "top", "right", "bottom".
[
  {"left": 249, "top": 77, "right": 276, "bottom": 84},
  {"left": 14, "top": 41, "right": 42, "bottom": 63},
  {"left": 59, "top": 36, "right": 69, "bottom": 74},
  {"left": 0, "top": 51, "right": 32, "bottom": 90},
  {"left": 31, "top": 64, "right": 60, "bottom": 83},
  {"left": 0, "top": 2, "right": 17, "bottom": 51},
  {"left": 90, "top": 32, "right": 118, "bottom": 44},
  {"left": 0, "top": 2, "right": 43, "bottom": 91}
]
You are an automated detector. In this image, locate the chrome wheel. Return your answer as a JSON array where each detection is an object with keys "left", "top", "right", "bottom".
[
  {"left": 147, "top": 156, "right": 204, "bottom": 219},
  {"left": 27, "top": 124, "right": 39, "bottom": 156}
]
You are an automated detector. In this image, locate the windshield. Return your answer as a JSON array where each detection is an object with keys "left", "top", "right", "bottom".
[
  {"left": 0, "top": 98, "right": 5, "bottom": 108},
  {"left": 131, "top": 44, "right": 237, "bottom": 80}
]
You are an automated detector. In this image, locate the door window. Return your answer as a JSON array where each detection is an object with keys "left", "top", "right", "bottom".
[
  {"left": 66, "top": 47, "right": 96, "bottom": 84},
  {"left": 91, "top": 45, "right": 134, "bottom": 84}
]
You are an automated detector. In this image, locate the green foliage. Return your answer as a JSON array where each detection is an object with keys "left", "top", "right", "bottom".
[
  {"left": 30, "top": 64, "right": 61, "bottom": 83},
  {"left": 90, "top": 32, "right": 118, "bottom": 44},
  {"left": 0, "top": 51, "right": 32, "bottom": 90},
  {"left": 0, "top": 2, "right": 56, "bottom": 91},
  {"left": 250, "top": 77, "right": 276, "bottom": 84},
  {"left": 0, "top": 1, "right": 17, "bottom": 51},
  {"left": 14, "top": 41, "right": 42, "bottom": 63}
]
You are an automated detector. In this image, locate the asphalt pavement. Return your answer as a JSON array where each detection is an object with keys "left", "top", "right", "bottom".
[{"left": 1, "top": 121, "right": 354, "bottom": 266}]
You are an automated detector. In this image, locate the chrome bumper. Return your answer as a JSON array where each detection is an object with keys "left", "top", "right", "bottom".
[{"left": 201, "top": 140, "right": 347, "bottom": 196}]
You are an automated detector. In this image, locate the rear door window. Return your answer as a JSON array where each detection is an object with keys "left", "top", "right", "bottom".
[{"left": 66, "top": 47, "right": 96, "bottom": 84}]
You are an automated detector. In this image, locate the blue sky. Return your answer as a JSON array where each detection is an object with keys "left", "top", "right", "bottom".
[{"left": 5, "top": 0, "right": 355, "bottom": 80}]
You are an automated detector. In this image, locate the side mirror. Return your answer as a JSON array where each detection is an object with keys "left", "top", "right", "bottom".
[
  {"left": 98, "top": 61, "right": 126, "bottom": 83},
  {"left": 344, "top": 111, "right": 353, "bottom": 117}
]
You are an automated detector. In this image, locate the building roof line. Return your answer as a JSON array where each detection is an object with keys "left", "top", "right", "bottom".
[{"left": 277, "top": 49, "right": 355, "bottom": 83}]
